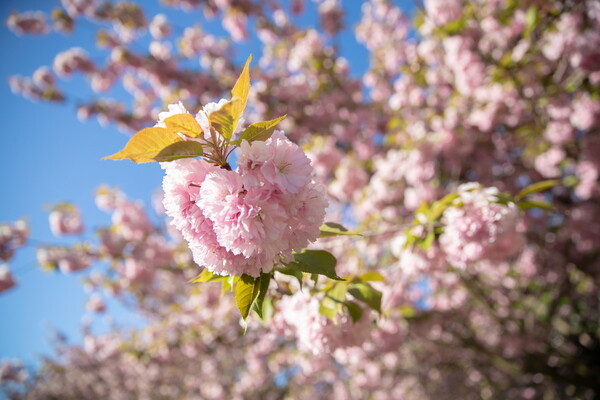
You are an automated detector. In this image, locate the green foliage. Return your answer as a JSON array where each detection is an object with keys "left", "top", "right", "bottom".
[
  {"left": 153, "top": 141, "right": 204, "bottom": 162},
  {"left": 319, "top": 222, "right": 360, "bottom": 238},
  {"left": 252, "top": 273, "right": 272, "bottom": 320},
  {"left": 237, "top": 115, "right": 287, "bottom": 144},
  {"left": 318, "top": 274, "right": 383, "bottom": 322},
  {"left": 235, "top": 274, "right": 260, "bottom": 321},
  {"left": 524, "top": 6, "right": 538, "bottom": 38},
  {"left": 208, "top": 99, "right": 240, "bottom": 140},
  {"left": 230, "top": 55, "right": 252, "bottom": 135},
  {"left": 515, "top": 179, "right": 559, "bottom": 200},
  {"left": 164, "top": 113, "right": 204, "bottom": 138},
  {"left": 103, "top": 127, "right": 184, "bottom": 163},
  {"left": 348, "top": 282, "right": 382, "bottom": 313},
  {"left": 286, "top": 250, "right": 343, "bottom": 281}
]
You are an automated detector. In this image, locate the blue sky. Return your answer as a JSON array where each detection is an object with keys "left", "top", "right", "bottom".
[{"left": 0, "top": 0, "right": 412, "bottom": 366}]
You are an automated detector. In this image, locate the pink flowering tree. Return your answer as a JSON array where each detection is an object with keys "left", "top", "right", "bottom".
[{"left": 3, "top": 0, "right": 600, "bottom": 399}]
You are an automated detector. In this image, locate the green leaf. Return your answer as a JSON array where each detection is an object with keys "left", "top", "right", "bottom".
[
  {"left": 189, "top": 268, "right": 213, "bottom": 283},
  {"left": 189, "top": 268, "right": 229, "bottom": 283},
  {"left": 358, "top": 271, "right": 385, "bottom": 282},
  {"left": 252, "top": 273, "right": 271, "bottom": 320},
  {"left": 344, "top": 301, "right": 364, "bottom": 323},
  {"left": 287, "top": 250, "right": 344, "bottom": 281},
  {"left": 400, "top": 305, "right": 415, "bottom": 318},
  {"left": 524, "top": 6, "right": 538, "bottom": 38},
  {"left": 103, "top": 127, "right": 183, "bottom": 163},
  {"left": 235, "top": 274, "right": 260, "bottom": 321},
  {"left": 153, "top": 141, "right": 203, "bottom": 162},
  {"left": 430, "top": 193, "right": 460, "bottom": 220},
  {"left": 515, "top": 179, "right": 559, "bottom": 200},
  {"left": 164, "top": 113, "right": 203, "bottom": 138},
  {"left": 319, "top": 222, "right": 360, "bottom": 238},
  {"left": 221, "top": 276, "right": 237, "bottom": 295},
  {"left": 319, "top": 296, "right": 342, "bottom": 320},
  {"left": 275, "top": 266, "right": 303, "bottom": 287},
  {"left": 238, "top": 115, "right": 287, "bottom": 143},
  {"left": 518, "top": 200, "right": 554, "bottom": 211},
  {"left": 230, "top": 55, "right": 252, "bottom": 134},
  {"left": 208, "top": 99, "right": 239, "bottom": 140},
  {"left": 348, "top": 282, "right": 382, "bottom": 313}
]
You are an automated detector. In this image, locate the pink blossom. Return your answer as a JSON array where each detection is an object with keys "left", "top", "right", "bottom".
[
  {"left": 439, "top": 184, "right": 524, "bottom": 268},
  {"left": 57, "top": 248, "right": 93, "bottom": 273},
  {"left": 86, "top": 294, "right": 106, "bottom": 313},
  {"left": 425, "top": 0, "right": 463, "bottom": 26},
  {"left": 49, "top": 204, "right": 84, "bottom": 236},
  {"left": 53, "top": 48, "right": 95, "bottom": 77},
  {"left": 112, "top": 200, "right": 153, "bottom": 241},
  {"left": 575, "top": 161, "right": 598, "bottom": 200},
  {"left": 570, "top": 93, "right": 600, "bottom": 131},
  {"left": 149, "top": 14, "right": 171, "bottom": 39},
  {"left": 239, "top": 131, "right": 313, "bottom": 194},
  {"left": 534, "top": 147, "right": 565, "bottom": 178},
  {"left": 275, "top": 291, "right": 372, "bottom": 355},
  {"left": 0, "top": 220, "right": 28, "bottom": 262},
  {"left": 543, "top": 120, "right": 574, "bottom": 145},
  {"left": 7, "top": 11, "right": 48, "bottom": 35},
  {"left": 0, "top": 265, "right": 17, "bottom": 293}
]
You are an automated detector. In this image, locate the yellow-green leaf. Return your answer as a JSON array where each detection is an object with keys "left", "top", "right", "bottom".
[
  {"left": 348, "top": 282, "right": 382, "bottom": 313},
  {"left": 252, "top": 273, "right": 271, "bottom": 320},
  {"left": 238, "top": 115, "right": 287, "bottom": 143},
  {"left": 235, "top": 274, "right": 260, "bottom": 321},
  {"left": 319, "top": 222, "right": 360, "bottom": 238},
  {"left": 230, "top": 55, "right": 252, "bottom": 133},
  {"left": 103, "top": 127, "right": 182, "bottom": 163},
  {"left": 208, "top": 99, "right": 240, "bottom": 140},
  {"left": 153, "top": 141, "right": 203, "bottom": 162},
  {"left": 189, "top": 268, "right": 229, "bottom": 283},
  {"left": 164, "top": 113, "right": 203, "bottom": 138},
  {"left": 515, "top": 179, "right": 559, "bottom": 200}
]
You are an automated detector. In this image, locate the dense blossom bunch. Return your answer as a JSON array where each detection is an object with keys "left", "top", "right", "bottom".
[
  {"left": 161, "top": 102, "right": 327, "bottom": 277},
  {"left": 275, "top": 291, "right": 372, "bottom": 355},
  {"left": 439, "top": 183, "right": 524, "bottom": 268}
]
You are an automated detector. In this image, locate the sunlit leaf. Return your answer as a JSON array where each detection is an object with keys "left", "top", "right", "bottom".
[
  {"left": 524, "top": 6, "right": 538, "bottom": 38},
  {"left": 189, "top": 268, "right": 229, "bottom": 283},
  {"left": 235, "top": 274, "right": 259, "bottom": 321},
  {"left": 319, "top": 222, "right": 360, "bottom": 238},
  {"left": 358, "top": 271, "right": 385, "bottom": 282},
  {"left": 230, "top": 55, "right": 252, "bottom": 133},
  {"left": 164, "top": 113, "right": 203, "bottom": 138},
  {"left": 252, "top": 272, "right": 271, "bottom": 320},
  {"left": 103, "top": 127, "right": 182, "bottom": 163},
  {"left": 348, "top": 282, "right": 382, "bottom": 313},
  {"left": 518, "top": 200, "right": 554, "bottom": 211},
  {"left": 238, "top": 115, "right": 287, "bottom": 143},
  {"left": 153, "top": 141, "right": 203, "bottom": 162},
  {"left": 515, "top": 179, "right": 559, "bottom": 200},
  {"left": 208, "top": 99, "right": 239, "bottom": 140}
]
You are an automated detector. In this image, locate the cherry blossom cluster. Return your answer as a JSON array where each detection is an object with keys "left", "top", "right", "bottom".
[
  {"left": 439, "top": 183, "right": 525, "bottom": 268},
  {"left": 161, "top": 104, "right": 327, "bottom": 277}
]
